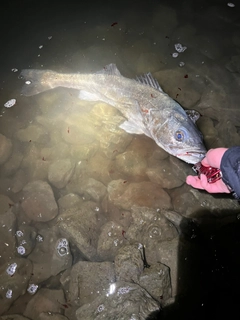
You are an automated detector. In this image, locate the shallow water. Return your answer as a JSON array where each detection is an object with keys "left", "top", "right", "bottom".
[{"left": 0, "top": 0, "right": 240, "bottom": 319}]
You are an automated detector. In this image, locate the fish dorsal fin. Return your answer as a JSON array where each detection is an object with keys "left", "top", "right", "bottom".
[
  {"left": 96, "top": 63, "right": 122, "bottom": 76},
  {"left": 185, "top": 110, "right": 201, "bottom": 123},
  {"left": 136, "top": 73, "right": 163, "bottom": 92}
]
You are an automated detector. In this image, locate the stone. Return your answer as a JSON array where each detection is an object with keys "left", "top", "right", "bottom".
[
  {"left": 48, "top": 158, "right": 75, "bottom": 189},
  {"left": 21, "top": 180, "right": 58, "bottom": 222},
  {"left": 76, "top": 281, "right": 160, "bottom": 320},
  {"left": 23, "top": 288, "right": 65, "bottom": 320},
  {"left": 0, "top": 134, "right": 12, "bottom": 166},
  {"left": 107, "top": 180, "right": 172, "bottom": 210},
  {"left": 0, "top": 258, "right": 33, "bottom": 315}
]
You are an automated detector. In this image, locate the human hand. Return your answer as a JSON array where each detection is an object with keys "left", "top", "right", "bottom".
[{"left": 186, "top": 148, "right": 230, "bottom": 194}]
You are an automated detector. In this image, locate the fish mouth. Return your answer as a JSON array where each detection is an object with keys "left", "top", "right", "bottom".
[{"left": 176, "top": 150, "right": 206, "bottom": 164}]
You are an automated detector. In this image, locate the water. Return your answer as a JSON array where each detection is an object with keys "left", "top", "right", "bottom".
[{"left": 0, "top": 0, "right": 240, "bottom": 319}]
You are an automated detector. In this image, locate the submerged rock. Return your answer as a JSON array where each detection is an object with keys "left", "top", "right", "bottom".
[
  {"left": 23, "top": 288, "right": 65, "bottom": 320},
  {"left": 107, "top": 180, "right": 172, "bottom": 210},
  {"left": 21, "top": 180, "right": 58, "bottom": 222},
  {"left": 0, "top": 133, "right": 12, "bottom": 166},
  {"left": 76, "top": 281, "right": 160, "bottom": 320},
  {"left": 0, "top": 258, "right": 33, "bottom": 315},
  {"left": 48, "top": 158, "right": 75, "bottom": 189}
]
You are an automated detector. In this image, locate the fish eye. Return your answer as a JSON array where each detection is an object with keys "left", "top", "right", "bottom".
[{"left": 175, "top": 130, "right": 184, "bottom": 141}]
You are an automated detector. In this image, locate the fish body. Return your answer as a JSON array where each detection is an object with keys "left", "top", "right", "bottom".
[{"left": 20, "top": 63, "right": 206, "bottom": 164}]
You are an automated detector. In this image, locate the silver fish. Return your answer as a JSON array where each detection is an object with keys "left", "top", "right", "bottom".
[{"left": 20, "top": 63, "right": 206, "bottom": 164}]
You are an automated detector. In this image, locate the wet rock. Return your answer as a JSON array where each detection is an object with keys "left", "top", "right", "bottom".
[
  {"left": 0, "top": 133, "right": 12, "bottom": 166},
  {"left": 154, "top": 68, "right": 202, "bottom": 109},
  {"left": 126, "top": 206, "right": 179, "bottom": 244},
  {"left": 138, "top": 263, "right": 172, "bottom": 303},
  {"left": 115, "top": 150, "right": 148, "bottom": 179},
  {"left": 83, "top": 177, "right": 107, "bottom": 202},
  {"left": 23, "top": 288, "right": 65, "bottom": 320},
  {"left": 11, "top": 169, "right": 28, "bottom": 193},
  {"left": 57, "top": 201, "right": 104, "bottom": 260},
  {"left": 107, "top": 180, "right": 172, "bottom": 210},
  {"left": 146, "top": 158, "right": 185, "bottom": 189},
  {"left": 0, "top": 258, "right": 33, "bottom": 315},
  {"left": 146, "top": 237, "right": 179, "bottom": 297},
  {"left": 225, "top": 55, "right": 240, "bottom": 73},
  {"left": 136, "top": 52, "right": 162, "bottom": 74},
  {"left": 15, "top": 124, "right": 49, "bottom": 144},
  {"left": 58, "top": 193, "right": 84, "bottom": 212},
  {"left": 98, "top": 115, "right": 132, "bottom": 159},
  {"left": 38, "top": 313, "right": 69, "bottom": 320},
  {"left": 62, "top": 113, "right": 96, "bottom": 145},
  {"left": 48, "top": 158, "right": 75, "bottom": 189},
  {"left": 171, "top": 185, "right": 239, "bottom": 218},
  {"left": 27, "top": 227, "right": 72, "bottom": 284},
  {"left": 69, "top": 142, "right": 98, "bottom": 160},
  {"left": 0, "top": 196, "right": 16, "bottom": 264},
  {"left": 114, "top": 244, "right": 144, "bottom": 283},
  {"left": 15, "top": 225, "right": 37, "bottom": 257},
  {"left": 152, "top": 5, "right": 178, "bottom": 34},
  {"left": 97, "top": 221, "right": 126, "bottom": 261},
  {"left": 0, "top": 315, "right": 30, "bottom": 320},
  {"left": 87, "top": 153, "right": 114, "bottom": 185},
  {"left": 21, "top": 180, "right": 58, "bottom": 222},
  {"left": 215, "top": 119, "right": 240, "bottom": 146},
  {"left": 67, "top": 261, "right": 115, "bottom": 307},
  {"left": 76, "top": 281, "right": 160, "bottom": 320},
  {"left": 0, "top": 150, "right": 23, "bottom": 177}
]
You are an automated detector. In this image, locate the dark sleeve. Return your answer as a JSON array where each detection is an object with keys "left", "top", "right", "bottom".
[{"left": 220, "top": 146, "right": 240, "bottom": 199}]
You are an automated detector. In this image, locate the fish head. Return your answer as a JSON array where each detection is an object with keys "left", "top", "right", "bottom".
[{"left": 152, "top": 109, "right": 206, "bottom": 164}]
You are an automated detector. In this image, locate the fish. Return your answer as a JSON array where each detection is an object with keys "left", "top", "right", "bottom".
[{"left": 20, "top": 63, "right": 206, "bottom": 164}]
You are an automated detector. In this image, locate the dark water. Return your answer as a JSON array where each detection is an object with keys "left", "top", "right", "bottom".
[{"left": 0, "top": 0, "right": 240, "bottom": 319}]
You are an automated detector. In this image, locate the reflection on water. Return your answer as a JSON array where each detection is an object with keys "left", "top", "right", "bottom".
[{"left": 0, "top": 0, "right": 240, "bottom": 319}]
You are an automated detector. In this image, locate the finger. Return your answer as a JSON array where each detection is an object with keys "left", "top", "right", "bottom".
[{"left": 186, "top": 175, "right": 205, "bottom": 189}]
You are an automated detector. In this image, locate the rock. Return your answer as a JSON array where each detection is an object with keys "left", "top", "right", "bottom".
[
  {"left": 138, "top": 263, "right": 172, "bottom": 303},
  {"left": 225, "top": 55, "right": 240, "bottom": 73},
  {"left": 146, "top": 158, "right": 185, "bottom": 189},
  {"left": 23, "top": 288, "right": 65, "bottom": 320},
  {"left": 27, "top": 227, "right": 72, "bottom": 284},
  {"left": 126, "top": 207, "right": 179, "bottom": 244},
  {"left": 48, "top": 159, "right": 75, "bottom": 189},
  {"left": 83, "top": 178, "right": 107, "bottom": 202},
  {"left": 38, "top": 313, "right": 69, "bottom": 320},
  {"left": 67, "top": 261, "right": 115, "bottom": 307},
  {"left": 0, "top": 196, "right": 16, "bottom": 264},
  {"left": 1, "top": 315, "right": 30, "bottom": 320},
  {"left": 0, "top": 150, "right": 23, "bottom": 177},
  {"left": 0, "top": 134, "right": 12, "bottom": 166},
  {"left": 0, "top": 258, "right": 33, "bottom": 315},
  {"left": 21, "top": 180, "right": 58, "bottom": 222},
  {"left": 15, "top": 225, "right": 37, "bottom": 257},
  {"left": 171, "top": 185, "right": 239, "bottom": 218},
  {"left": 107, "top": 180, "right": 172, "bottom": 210},
  {"left": 115, "top": 150, "right": 148, "bottom": 179},
  {"left": 114, "top": 244, "right": 144, "bottom": 283},
  {"left": 98, "top": 115, "right": 133, "bottom": 159},
  {"left": 57, "top": 201, "right": 104, "bottom": 261},
  {"left": 15, "top": 125, "right": 49, "bottom": 144},
  {"left": 97, "top": 221, "right": 126, "bottom": 261},
  {"left": 76, "top": 281, "right": 160, "bottom": 320},
  {"left": 61, "top": 113, "right": 96, "bottom": 145}
]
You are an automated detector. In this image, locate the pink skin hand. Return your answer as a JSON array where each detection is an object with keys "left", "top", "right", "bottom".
[{"left": 186, "top": 148, "right": 230, "bottom": 194}]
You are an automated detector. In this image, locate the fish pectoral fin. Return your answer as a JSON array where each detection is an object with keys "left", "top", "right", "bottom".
[
  {"left": 78, "top": 90, "right": 100, "bottom": 101},
  {"left": 119, "top": 120, "right": 145, "bottom": 134},
  {"left": 96, "top": 63, "right": 122, "bottom": 76},
  {"left": 185, "top": 110, "right": 201, "bottom": 123}
]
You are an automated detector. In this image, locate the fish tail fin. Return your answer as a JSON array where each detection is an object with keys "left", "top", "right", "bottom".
[{"left": 20, "top": 69, "right": 58, "bottom": 96}]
